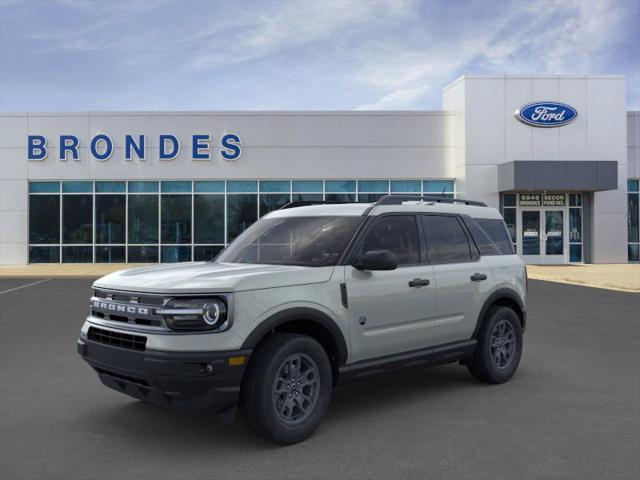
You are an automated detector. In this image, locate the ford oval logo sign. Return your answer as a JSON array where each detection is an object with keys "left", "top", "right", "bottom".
[{"left": 515, "top": 101, "right": 577, "bottom": 127}]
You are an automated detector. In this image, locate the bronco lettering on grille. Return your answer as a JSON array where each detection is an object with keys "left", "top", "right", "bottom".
[{"left": 92, "top": 300, "right": 149, "bottom": 315}]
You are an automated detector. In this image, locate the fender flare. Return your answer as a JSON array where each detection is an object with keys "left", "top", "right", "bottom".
[
  {"left": 241, "top": 307, "right": 349, "bottom": 366},
  {"left": 472, "top": 288, "right": 526, "bottom": 337}
]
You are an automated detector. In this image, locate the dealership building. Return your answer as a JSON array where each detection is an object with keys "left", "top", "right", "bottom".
[{"left": 1, "top": 74, "right": 638, "bottom": 266}]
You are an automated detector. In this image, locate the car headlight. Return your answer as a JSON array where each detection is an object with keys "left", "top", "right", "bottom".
[{"left": 158, "top": 297, "right": 229, "bottom": 332}]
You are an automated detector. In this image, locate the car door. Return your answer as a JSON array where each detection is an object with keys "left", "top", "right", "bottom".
[
  {"left": 421, "top": 214, "right": 494, "bottom": 344},
  {"left": 345, "top": 214, "right": 436, "bottom": 363}
]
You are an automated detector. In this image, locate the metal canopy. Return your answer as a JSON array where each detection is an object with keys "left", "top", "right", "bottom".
[{"left": 497, "top": 161, "right": 618, "bottom": 192}]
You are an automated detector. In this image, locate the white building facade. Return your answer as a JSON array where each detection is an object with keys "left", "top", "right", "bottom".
[{"left": 1, "top": 74, "right": 638, "bottom": 265}]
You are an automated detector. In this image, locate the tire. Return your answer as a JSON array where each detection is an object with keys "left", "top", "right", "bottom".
[
  {"left": 240, "top": 333, "right": 332, "bottom": 444},
  {"left": 467, "top": 306, "right": 523, "bottom": 384}
]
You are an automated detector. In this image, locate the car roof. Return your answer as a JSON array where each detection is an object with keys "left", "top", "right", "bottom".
[{"left": 266, "top": 201, "right": 503, "bottom": 220}]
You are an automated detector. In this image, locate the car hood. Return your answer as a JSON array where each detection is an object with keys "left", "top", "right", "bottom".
[{"left": 93, "top": 262, "right": 335, "bottom": 294}]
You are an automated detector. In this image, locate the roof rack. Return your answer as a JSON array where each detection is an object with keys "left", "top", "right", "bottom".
[
  {"left": 374, "top": 195, "right": 487, "bottom": 207},
  {"left": 279, "top": 200, "right": 355, "bottom": 210}
]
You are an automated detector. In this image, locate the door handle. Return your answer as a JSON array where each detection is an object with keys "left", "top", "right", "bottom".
[
  {"left": 408, "top": 278, "right": 430, "bottom": 288},
  {"left": 470, "top": 273, "right": 487, "bottom": 282}
]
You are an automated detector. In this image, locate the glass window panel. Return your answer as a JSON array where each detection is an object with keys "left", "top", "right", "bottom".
[
  {"left": 128, "top": 181, "right": 158, "bottom": 193},
  {"left": 475, "top": 218, "right": 514, "bottom": 255},
  {"left": 95, "top": 181, "right": 125, "bottom": 193},
  {"left": 227, "top": 194, "right": 258, "bottom": 241},
  {"left": 29, "top": 246, "right": 59, "bottom": 263},
  {"left": 358, "top": 180, "right": 388, "bottom": 192},
  {"left": 227, "top": 181, "right": 257, "bottom": 193},
  {"left": 326, "top": 193, "right": 355, "bottom": 202},
  {"left": 95, "top": 195, "right": 125, "bottom": 244},
  {"left": 503, "top": 194, "right": 516, "bottom": 207},
  {"left": 128, "top": 195, "right": 158, "bottom": 244},
  {"left": 29, "top": 195, "right": 60, "bottom": 243},
  {"left": 521, "top": 211, "right": 541, "bottom": 255},
  {"left": 29, "top": 182, "right": 60, "bottom": 193},
  {"left": 570, "top": 244, "right": 582, "bottom": 263},
  {"left": 194, "top": 195, "right": 225, "bottom": 244},
  {"left": 95, "top": 246, "right": 125, "bottom": 263},
  {"left": 422, "top": 215, "right": 472, "bottom": 264},
  {"left": 357, "top": 193, "right": 386, "bottom": 203},
  {"left": 128, "top": 246, "right": 158, "bottom": 263},
  {"left": 218, "top": 216, "right": 362, "bottom": 266},
  {"left": 628, "top": 193, "right": 639, "bottom": 243},
  {"left": 161, "top": 195, "right": 191, "bottom": 243},
  {"left": 62, "top": 181, "right": 92, "bottom": 193},
  {"left": 325, "top": 180, "right": 356, "bottom": 193},
  {"left": 62, "top": 246, "right": 92, "bottom": 263},
  {"left": 423, "top": 180, "right": 454, "bottom": 193},
  {"left": 292, "top": 193, "right": 323, "bottom": 202},
  {"left": 628, "top": 179, "right": 639, "bottom": 192},
  {"left": 360, "top": 216, "right": 420, "bottom": 265},
  {"left": 292, "top": 180, "right": 323, "bottom": 192},
  {"left": 629, "top": 243, "right": 639, "bottom": 262},
  {"left": 259, "top": 194, "right": 291, "bottom": 215},
  {"left": 390, "top": 180, "right": 420, "bottom": 193},
  {"left": 569, "top": 193, "right": 582, "bottom": 207},
  {"left": 259, "top": 181, "right": 290, "bottom": 193},
  {"left": 194, "top": 181, "right": 225, "bottom": 193},
  {"left": 62, "top": 195, "right": 92, "bottom": 244},
  {"left": 161, "top": 246, "right": 192, "bottom": 263},
  {"left": 161, "top": 181, "right": 192, "bottom": 193},
  {"left": 502, "top": 208, "right": 516, "bottom": 244},
  {"left": 569, "top": 208, "right": 582, "bottom": 243},
  {"left": 194, "top": 245, "right": 224, "bottom": 261}
]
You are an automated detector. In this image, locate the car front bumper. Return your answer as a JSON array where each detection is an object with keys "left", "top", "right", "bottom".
[{"left": 77, "top": 337, "right": 251, "bottom": 422}]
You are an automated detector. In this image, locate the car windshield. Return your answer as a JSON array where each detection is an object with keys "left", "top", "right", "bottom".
[{"left": 216, "top": 216, "right": 362, "bottom": 267}]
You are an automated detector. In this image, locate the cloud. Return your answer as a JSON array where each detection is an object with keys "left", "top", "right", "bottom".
[
  {"left": 355, "top": 85, "right": 429, "bottom": 110},
  {"left": 0, "top": 0, "right": 637, "bottom": 110},
  {"left": 350, "top": 0, "right": 633, "bottom": 109}
]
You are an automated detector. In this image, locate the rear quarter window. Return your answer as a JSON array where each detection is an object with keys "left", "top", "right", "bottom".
[{"left": 470, "top": 218, "right": 514, "bottom": 255}]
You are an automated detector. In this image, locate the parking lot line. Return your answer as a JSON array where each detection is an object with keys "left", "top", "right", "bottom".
[{"left": 0, "top": 277, "right": 54, "bottom": 295}]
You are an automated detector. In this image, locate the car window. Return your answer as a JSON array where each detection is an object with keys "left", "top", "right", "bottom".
[
  {"left": 360, "top": 215, "right": 420, "bottom": 265},
  {"left": 216, "top": 216, "right": 362, "bottom": 267},
  {"left": 422, "top": 215, "right": 472, "bottom": 264},
  {"left": 475, "top": 218, "right": 514, "bottom": 255},
  {"left": 463, "top": 217, "right": 501, "bottom": 256}
]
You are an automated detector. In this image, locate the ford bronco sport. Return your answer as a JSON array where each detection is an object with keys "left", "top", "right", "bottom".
[{"left": 77, "top": 195, "right": 526, "bottom": 444}]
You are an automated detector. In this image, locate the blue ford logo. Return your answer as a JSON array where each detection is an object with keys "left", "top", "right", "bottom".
[{"left": 515, "top": 101, "right": 577, "bottom": 127}]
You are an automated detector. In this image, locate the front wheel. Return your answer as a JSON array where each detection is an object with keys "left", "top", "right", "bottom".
[
  {"left": 467, "top": 306, "right": 523, "bottom": 384},
  {"left": 240, "top": 333, "right": 332, "bottom": 444}
]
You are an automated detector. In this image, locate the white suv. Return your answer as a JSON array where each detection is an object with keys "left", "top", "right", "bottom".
[{"left": 78, "top": 195, "right": 526, "bottom": 444}]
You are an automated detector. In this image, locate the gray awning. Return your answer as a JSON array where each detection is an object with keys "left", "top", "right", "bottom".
[{"left": 497, "top": 161, "right": 617, "bottom": 192}]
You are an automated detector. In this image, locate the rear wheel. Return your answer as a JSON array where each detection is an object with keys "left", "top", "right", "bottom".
[
  {"left": 467, "top": 306, "right": 523, "bottom": 384},
  {"left": 240, "top": 333, "right": 332, "bottom": 444}
]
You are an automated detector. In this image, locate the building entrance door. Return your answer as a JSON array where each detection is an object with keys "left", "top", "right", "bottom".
[{"left": 519, "top": 208, "right": 567, "bottom": 264}]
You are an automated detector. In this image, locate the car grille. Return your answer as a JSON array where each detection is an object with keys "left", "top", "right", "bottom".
[
  {"left": 88, "top": 326, "right": 147, "bottom": 351},
  {"left": 94, "top": 367, "right": 149, "bottom": 386},
  {"left": 90, "top": 288, "right": 169, "bottom": 330}
]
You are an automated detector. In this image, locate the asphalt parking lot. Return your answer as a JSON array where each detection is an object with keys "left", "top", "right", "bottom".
[{"left": 0, "top": 277, "right": 638, "bottom": 480}]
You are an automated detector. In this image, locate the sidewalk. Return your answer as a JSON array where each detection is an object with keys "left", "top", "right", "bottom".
[
  {"left": 0, "top": 264, "right": 149, "bottom": 277},
  {"left": 526, "top": 264, "right": 640, "bottom": 293},
  {"left": 1, "top": 263, "right": 639, "bottom": 293}
]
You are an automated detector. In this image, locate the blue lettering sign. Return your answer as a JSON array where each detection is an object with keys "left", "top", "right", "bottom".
[
  {"left": 60, "top": 135, "right": 79, "bottom": 161},
  {"left": 125, "top": 135, "right": 145, "bottom": 160},
  {"left": 192, "top": 134, "right": 210, "bottom": 160},
  {"left": 90, "top": 134, "right": 113, "bottom": 161},
  {"left": 159, "top": 134, "right": 179, "bottom": 160},
  {"left": 221, "top": 134, "right": 241, "bottom": 160},
  {"left": 28, "top": 135, "right": 47, "bottom": 160}
]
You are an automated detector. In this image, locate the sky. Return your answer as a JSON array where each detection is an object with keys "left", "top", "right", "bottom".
[{"left": 1, "top": 0, "right": 639, "bottom": 111}]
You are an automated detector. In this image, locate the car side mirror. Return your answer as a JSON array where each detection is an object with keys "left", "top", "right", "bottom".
[{"left": 353, "top": 249, "right": 398, "bottom": 271}]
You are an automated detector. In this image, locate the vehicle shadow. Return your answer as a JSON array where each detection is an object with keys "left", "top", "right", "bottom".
[{"left": 79, "top": 363, "right": 490, "bottom": 450}]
